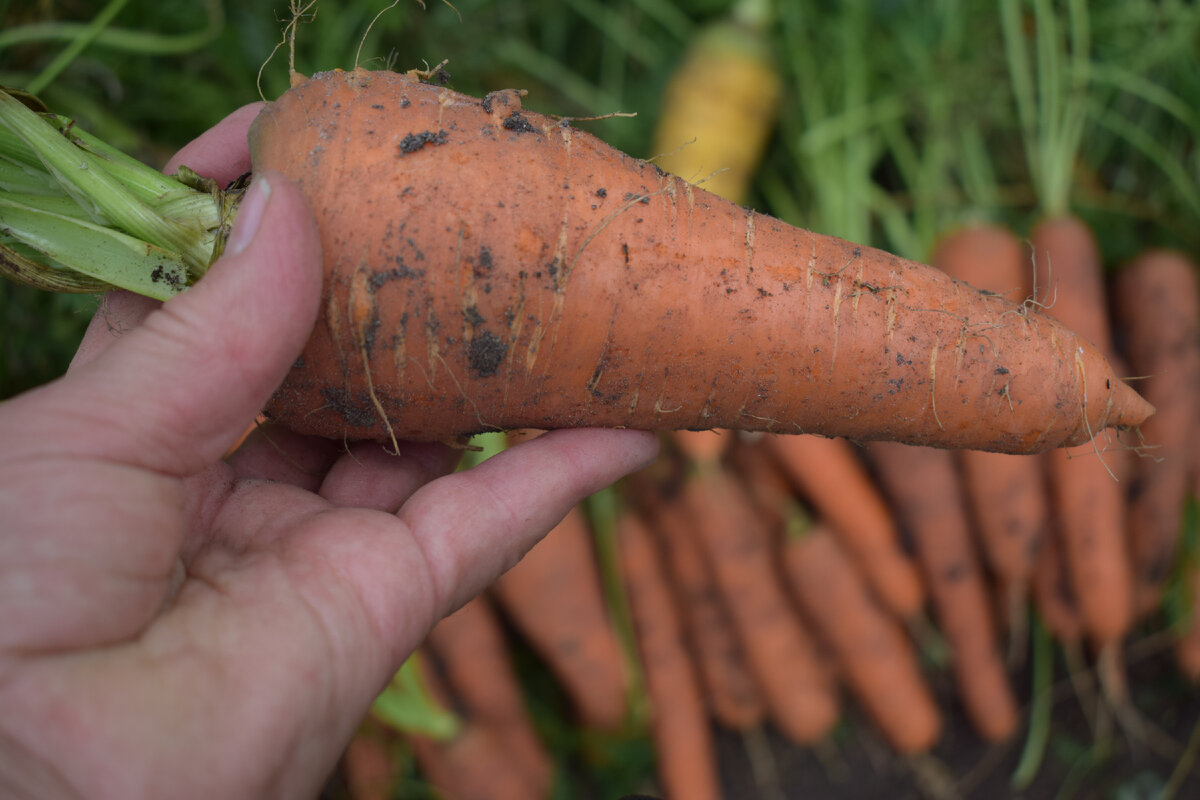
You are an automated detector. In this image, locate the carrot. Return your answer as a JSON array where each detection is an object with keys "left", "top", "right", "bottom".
[
  {"left": 490, "top": 503, "right": 631, "bottom": 731},
  {"left": 617, "top": 509, "right": 722, "bottom": 800},
  {"left": 406, "top": 651, "right": 543, "bottom": 800},
  {"left": 1111, "top": 249, "right": 1200, "bottom": 616},
  {"left": 636, "top": 468, "right": 765, "bottom": 731},
  {"left": 424, "top": 595, "right": 554, "bottom": 797},
  {"left": 932, "top": 224, "right": 1050, "bottom": 584},
  {"left": 1031, "top": 530, "right": 1084, "bottom": 642},
  {"left": 1030, "top": 215, "right": 1135, "bottom": 646},
  {"left": 343, "top": 719, "right": 401, "bottom": 800},
  {"left": 408, "top": 721, "right": 541, "bottom": 800},
  {"left": 764, "top": 433, "right": 924, "bottom": 619},
  {"left": 782, "top": 522, "right": 942, "bottom": 754},
  {"left": 1176, "top": 560, "right": 1200, "bottom": 681},
  {"left": 246, "top": 69, "right": 1150, "bottom": 451},
  {"left": 680, "top": 461, "right": 840, "bottom": 745},
  {"left": 867, "top": 440, "right": 1020, "bottom": 742},
  {"left": 0, "top": 74, "right": 1152, "bottom": 450},
  {"left": 931, "top": 223, "right": 1051, "bottom": 641},
  {"left": 651, "top": 0, "right": 781, "bottom": 205}
]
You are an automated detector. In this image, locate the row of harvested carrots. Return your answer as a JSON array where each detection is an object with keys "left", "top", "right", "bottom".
[{"left": 338, "top": 229, "right": 1200, "bottom": 800}]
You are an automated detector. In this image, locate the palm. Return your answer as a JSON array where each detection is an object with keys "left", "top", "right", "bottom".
[{"left": 0, "top": 106, "right": 656, "bottom": 799}]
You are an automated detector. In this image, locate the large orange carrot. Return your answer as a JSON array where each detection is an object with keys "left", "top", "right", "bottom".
[
  {"left": 867, "top": 441, "right": 1020, "bottom": 742},
  {"left": 1031, "top": 215, "right": 1134, "bottom": 646},
  {"left": 932, "top": 224, "right": 1050, "bottom": 596},
  {"left": 236, "top": 68, "right": 1149, "bottom": 452},
  {"left": 617, "top": 509, "right": 722, "bottom": 800},
  {"left": 639, "top": 475, "right": 765, "bottom": 731},
  {"left": 424, "top": 596, "right": 554, "bottom": 797},
  {"left": 782, "top": 523, "right": 942, "bottom": 754},
  {"left": 1111, "top": 249, "right": 1200, "bottom": 616},
  {"left": 490, "top": 504, "right": 631, "bottom": 731},
  {"left": 680, "top": 462, "right": 840, "bottom": 745},
  {"left": 764, "top": 433, "right": 924, "bottom": 619}
]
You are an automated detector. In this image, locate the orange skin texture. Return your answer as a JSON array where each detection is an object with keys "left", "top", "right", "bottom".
[{"left": 248, "top": 68, "right": 1150, "bottom": 452}]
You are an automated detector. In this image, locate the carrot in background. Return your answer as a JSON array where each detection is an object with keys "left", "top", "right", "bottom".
[
  {"left": 1031, "top": 216, "right": 1135, "bottom": 647},
  {"left": 782, "top": 522, "right": 942, "bottom": 754},
  {"left": 343, "top": 719, "right": 401, "bottom": 800},
  {"left": 652, "top": 0, "right": 781, "bottom": 205},
  {"left": 765, "top": 433, "right": 924, "bottom": 620},
  {"left": 932, "top": 224, "right": 1050, "bottom": 644},
  {"left": 1031, "top": 532, "right": 1084, "bottom": 644},
  {"left": 634, "top": 463, "right": 765, "bottom": 732},
  {"left": 618, "top": 509, "right": 722, "bottom": 800},
  {"left": 425, "top": 596, "right": 554, "bottom": 797},
  {"left": 681, "top": 460, "right": 840, "bottom": 745},
  {"left": 491, "top": 504, "right": 631, "bottom": 732},
  {"left": 406, "top": 651, "right": 543, "bottom": 800},
  {"left": 1111, "top": 249, "right": 1200, "bottom": 617},
  {"left": 867, "top": 441, "right": 1020, "bottom": 742}
]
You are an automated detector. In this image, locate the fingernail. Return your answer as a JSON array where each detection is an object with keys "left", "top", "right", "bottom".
[{"left": 226, "top": 174, "right": 272, "bottom": 256}]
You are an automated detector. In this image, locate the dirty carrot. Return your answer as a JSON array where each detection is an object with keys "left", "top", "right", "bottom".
[
  {"left": 868, "top": 440, "right": 1020, "bottom": 742},
  {"left": 1031, "top": 215, "right": 1135, "bottom": 646},
  {"left": 636, "top": 468, "right": 765, "bottom": 731},
  {"left": 681, "top": 461, "right": 840, "bottom": 745},
  {"left": 1112, "top": 249, "right": 1200, "bottom": 617},
  {"left": 782, "top": 522, "right": 942, "bottom": 754},
  {"left": 764, "top": 433, "right": 924, "bottom": 619},
  {"left": 425, "top": 596, "right": 554, "bottom": 797},
  {"left": 0, "top": 74, "right": 1151, "bottom": 453},
  {"left": 931, "top": 223, "right": 1051, "bottom": 639},
  {"left": 617, "top": 509, "right": 722, "bottom": 800},
  {"left": 490, "top": 503, "right": 631, "bottom": 731},
  {"left": 1031, "top": 530, "right": 1084, "bottom": 643}
]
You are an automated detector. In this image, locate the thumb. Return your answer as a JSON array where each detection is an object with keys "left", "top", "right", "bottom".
[{"left": 10, "top": 171, "right": 323, "bottom": 476}]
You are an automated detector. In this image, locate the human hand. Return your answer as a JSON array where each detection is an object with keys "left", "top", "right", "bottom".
[{"left": 0, "top": 105, "right": 658, "bottom": 799}]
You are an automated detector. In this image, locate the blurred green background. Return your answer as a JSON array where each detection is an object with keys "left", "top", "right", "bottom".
[{"left": 2, "top": 2, "right": 1200, "bottom": 797}]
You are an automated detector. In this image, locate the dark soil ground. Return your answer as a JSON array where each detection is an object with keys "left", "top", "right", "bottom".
[{"left": 714, "top": 627, "right": 1200, "bottom": 800}]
